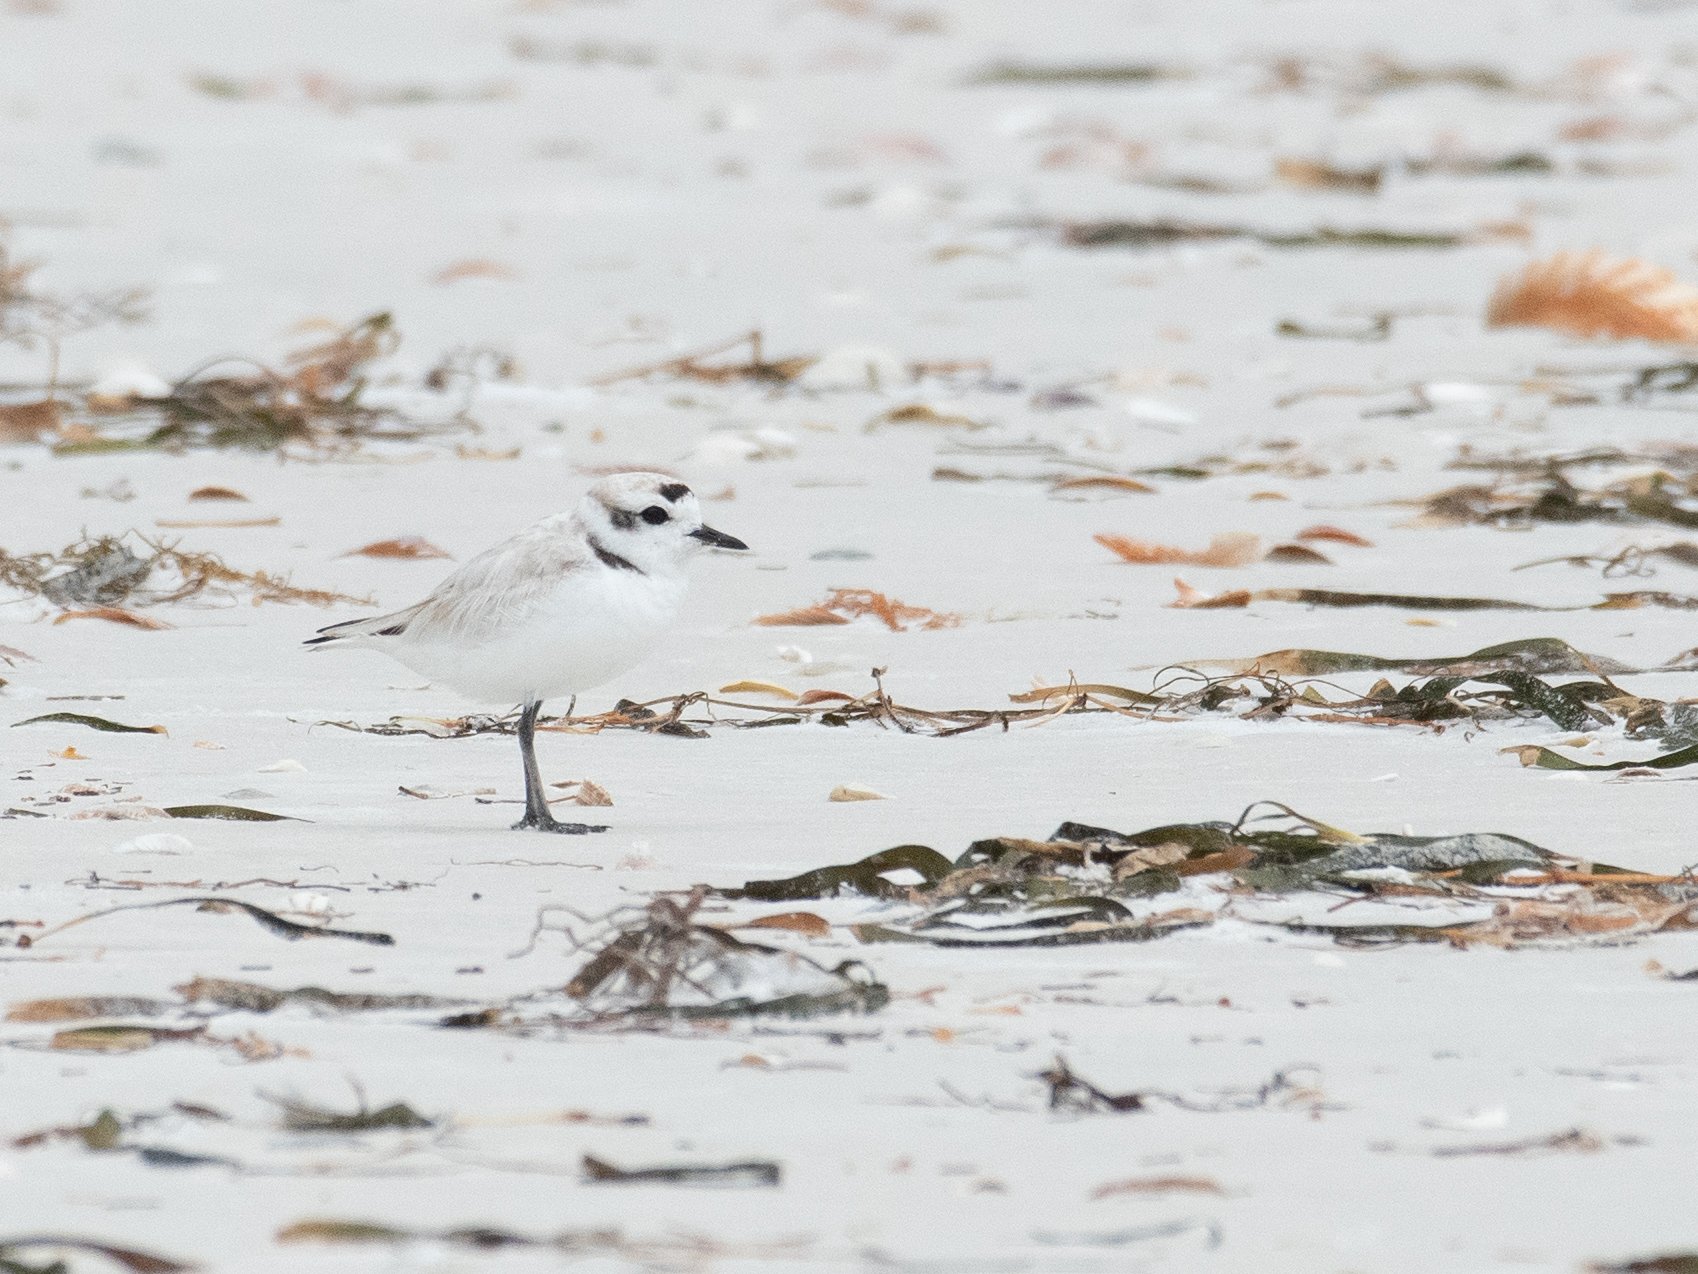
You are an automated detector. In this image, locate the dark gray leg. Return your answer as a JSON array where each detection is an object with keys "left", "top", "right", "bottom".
[{"left": 511, "top": 699, "right": 608, "bottom": 834}]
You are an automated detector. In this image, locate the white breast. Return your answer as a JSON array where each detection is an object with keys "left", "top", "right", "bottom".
[{"left": 391, "top": 566, "right": 688, "bottom": 705}]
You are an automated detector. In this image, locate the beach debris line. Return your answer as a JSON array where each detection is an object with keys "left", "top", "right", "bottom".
[
  {"left": 320, "top": 639, "right": 1698, "bottom": 747},
  {"left": 710, "top": 803, "right": 1698, "bottom": 950},
  {"left": 0, "top": 532, "right": 367, "bottom": 611}
]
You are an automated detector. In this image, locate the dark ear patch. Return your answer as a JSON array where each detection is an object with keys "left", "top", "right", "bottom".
[
  {"left": 659, "top": 483, "right": 690, "bottom": 503},
  {"left": 608, "top": 507, "right": 637, "bottom": 530}
]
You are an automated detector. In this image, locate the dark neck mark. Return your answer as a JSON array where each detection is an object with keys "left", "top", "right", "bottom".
[{"left": 589, "top": 535, "right": 642, "bottom": 574}]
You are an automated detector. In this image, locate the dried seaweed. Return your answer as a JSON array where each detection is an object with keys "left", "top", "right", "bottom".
[
  {"left": 966, "top": 61, "right": 1186, "bottom": 85},
  {"left": 1058, "top": 218, "right": 1492, "bottom": 251},
  {"left": 46, "top": 313, "right": 454, "bottom": 454},
  {"left": 0, "top": 1238, "right": 193, "bottom": 1274},
  {"left": 12, "top": 713, "right": 165, "bottom": 735},
  {"left": 265, "top": 1093, "right": 433, "bottom": 1133},
  {"left": 0, "top": 533, "right": 366, "bottom": 611},
  {"left": 712, "top": 805, "right": 1698, "bottom": 951},
  {"left": 582, "top": 1155, "right": 780, "bottom": 1187},
  {"left": 562, "top": 892, "right": 886, "bottom": 1021}
]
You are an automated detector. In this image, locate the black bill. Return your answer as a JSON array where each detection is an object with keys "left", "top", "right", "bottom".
[{"left": 689, "top": 525, "right": 750, "bottom": 551}]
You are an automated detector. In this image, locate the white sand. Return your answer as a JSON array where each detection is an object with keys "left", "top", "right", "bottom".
[{"left": 4, "top": 1, "right": 1698, "bottom": 1270}]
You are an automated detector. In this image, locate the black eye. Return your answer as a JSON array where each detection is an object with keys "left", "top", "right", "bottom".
[{"left": 640, "top": 505, "right": 670, "bottom": 525}]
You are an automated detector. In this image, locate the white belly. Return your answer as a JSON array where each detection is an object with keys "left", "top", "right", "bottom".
[{"left": 392, "top": 569, "right": 687, "bottom": 705}]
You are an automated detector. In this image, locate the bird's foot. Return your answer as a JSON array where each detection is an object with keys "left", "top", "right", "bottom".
[{"left": 511, "top": 811, "right": 609, "bottom": 835}]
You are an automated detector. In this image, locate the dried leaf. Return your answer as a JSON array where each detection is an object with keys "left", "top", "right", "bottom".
[
  {"left": 1265, "top": 543, "right": 1333, "bottom": 564},
  {"left": 756, "top": 588, "right": 959, "bottom": 632},
  {"left": 154, "top": 517, "right": 280, "bottom": 529},
  {"left": 718, "top": 680, "right": 799, "bottom": 700},
  {"left": 431, "top": 258, "right": 517, "bottom": 285},
  {"left": 751, "top": 605, "right": 850, "bottom": 627},
  {"left": 187, "top": 486, "right": 249, "bottom": 502},
  {"left": 341, "top": 536, "right": 452, "bottom": 560},
  {"left": 1050, "top": 475, "right": 1156, "bottom": 496},
  {"left": 52, "top": 607, "right": 173, "bottom": 629},
  {"left": 1096, "top": 532, "right": 1262, "bottom": 567},
  {"left": 1297, "top": 524, "right": 1373, "bottom": 546},
  {"left": 740, "top": 912, "right": 832, "bottom": 937},
  {"left": 795, "top": 689, "right": 855, "bottom": 705},
  {"left": 830, "top": 784, "right": 888, "bottom": 802},
  {"left": 1091, "top": 1175, "right": 1225, "bottom": 1199},
  {"left": 1486, "top": 250, "right": 1698, "bottom": 343},
  {"left": 277, "top": 1221, "right": 410, "bottom": 1243}
]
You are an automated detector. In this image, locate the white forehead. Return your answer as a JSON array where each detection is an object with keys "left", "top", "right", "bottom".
[{"left": 588, "top": 471, "right": 695, "bottom": 510}]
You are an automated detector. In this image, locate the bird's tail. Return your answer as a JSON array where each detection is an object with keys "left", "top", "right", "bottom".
[{"left": 303, "top": 602, "right": 425, "bottom": 650}]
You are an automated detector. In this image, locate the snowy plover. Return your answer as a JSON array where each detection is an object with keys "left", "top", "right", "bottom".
[{"left": 306, "top": 472, "right": 749, "bottom": 833}]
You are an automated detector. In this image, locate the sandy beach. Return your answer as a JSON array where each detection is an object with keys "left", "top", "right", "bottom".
[{"left": 5, "top": 2, "right": 1698, "bottom": 1271}]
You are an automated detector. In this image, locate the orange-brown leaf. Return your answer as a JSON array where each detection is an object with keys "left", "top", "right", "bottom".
[
  {"left": 756, "top": 589, "right": 958, "bottom": 631},
  {"left": 341, "top": 537, "right": 452, "bottom": 560},
  {"left": 1486, "top": 250, "right": 1698, "bottom": 343},
  {"left": 1168, "top": 577, "right": 1252, "bottom": 609},
  {"left": 1096, "top": 532, "right": 1261, "bottom": 568},
  {"left": 1297, "top": 523, "right": 1373, "bottom": 546},
  {"left": 754, "top": 605, "right": 852, "bottom": 627},
  {"left": 743, "top": 911, "right": 832, "bottom": 937},
  {"left": 431, "top": 258, "right": 517, "bottom": 285},
  {"left": 795, "top": 689, "right": 855, "bottom": 705},
  {"left": 1051, "top": 475, "right": 1156, "bottom": 495},
  {"left": 52, "top": 608, "right": 173, "bottom": 630}
]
